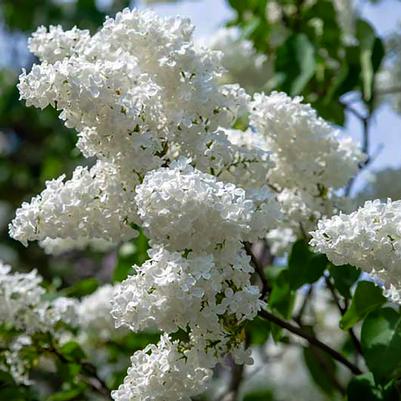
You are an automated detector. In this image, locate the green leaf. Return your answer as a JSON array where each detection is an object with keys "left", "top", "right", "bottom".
[
  {"left": 347, "top": 373, "right": 400, "bottom": 401},
  {"left": 340, "top": 281, "right": 386, "bottom": 330},
  {"left": 356, "top": 20, "right": 384, "bottom": 102},
  {"left": 243, "top": 388, "right": 273, "bottom": 401},
  {"left": 347, "top": 373, "right": 382, "bottom": 401},
  {"left": 288, "top": 240, "right": 328, "bottom": 290},
  {"left": 275, "top": 33, "right": 316, "bottom": 95},
  {"left": 59, "top": 341, "right": 86, "bottom": 362},
  {"left": 113, "top": 230, "right": 149, "bottom": 283},
  {"left": 63, "top": 278, "right": 99, "bottom": 297},
  {"left": 47, "top": 388, "right": 84, "bottom": 401},
  {"left": 303, "top": 345, "right": 337, "bottom": 395},
  {"left": 361, "top": 308, "right": 401, "bottom": 381},
  {"left": 329, "top": 263, "right": 361, "bottom": 298},
  {"left": 246, "top": 317, "right": 270, "bottom": 345},
  {"left": 269, "top": 269, "right": 296, "bottom": 319}
]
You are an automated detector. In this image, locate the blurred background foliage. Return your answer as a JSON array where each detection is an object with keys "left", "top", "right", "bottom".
[{"left": 0, "top": 1, "right": 401, "bottom": 400}]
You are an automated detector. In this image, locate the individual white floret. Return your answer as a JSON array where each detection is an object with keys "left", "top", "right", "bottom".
[{"left": 310, "top": 199, "right": 401, "bottom": 302}]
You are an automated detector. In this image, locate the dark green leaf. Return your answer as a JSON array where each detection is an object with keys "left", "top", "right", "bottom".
[
  {"left": 361, "top": 308, "right": 401, "bottom": 381},
  {"left": 243, "top": 388, "right": 273, "bottom": 401},
  {"left": 303, "top": 346, "right": 337, "bottom": 395},
  {"left": 275, "top": 33, "right": 316, "bottom": 95},
  {"left": 347, "top": 373, "right": 382, "bottom": 401},
  {"left": 329, "top": 263, "right": 361, "bottom": 298},
  {"left": 246, "top": 317, "right": 270, "bottom": 345},
  {"left": 47, "top": 388, "right": 84, "bottom": 401},
  {"left": 63, "top": 278, "right": 99, "bottom": 297},
  {"left": 347, "top": 373, "right": 400, "bottom": 401},
  {"left": 288, "top": 240, "right": 327, "bottom": 290},
  {"left": 269, "top": 269, "right": 296, "bottom": 319},
  {"left": 59, "top": 341, "right": 86, "bottom": 362},
  {"left": 340, "top": 281, "right": 386, "bottom": 330}
]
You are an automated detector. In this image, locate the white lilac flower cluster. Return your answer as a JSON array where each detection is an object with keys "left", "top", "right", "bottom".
[
  {"left": 111, "top": 159, "right": 266, "bottom": 401},
  {"left": 249, "top": 91, "right": 364, "bottom": 252},
  {"left": 11, "top": 8, "right": 268, "bottom": 251},
  {"left": 9, "top": 7, "right": 365, "bottom": 401},
  {"left": 310, "top": 199, "right": 401, "bottom": 302}
]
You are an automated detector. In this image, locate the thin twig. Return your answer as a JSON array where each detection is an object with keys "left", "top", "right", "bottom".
[
  {"left": 258, "top": 309, "right": 362, "bottom": 375},
  {"left": 324, "top": 276, "right": 363, "bottom": 356},
  {"left": 217, "top": 363, "right": 244, "bottom": 401},
  {"left": 243, "top": 242, "right": 271, "bottom": 299},
  {"left": 46, "top": 344, "right": 112, "bottom": 399},
  {"left": 342, "top": 101, "right": 372, "bottom": 196},
  {"left": 294, "top": 285, "right": 313, "bottom": 325}
]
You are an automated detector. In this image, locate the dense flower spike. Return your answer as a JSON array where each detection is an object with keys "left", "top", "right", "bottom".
[
  {"left": 112, "top": 335, "right": 212, "bottom": 401},
  {"left": 310, "top": 199, "right": 401, "bottom": 302},
  {"left": 135, "top": 160, "right": 254, "bottom": 252},
  {"left": 10, "top": 161, "right": 138, "bottom": 248},
  {"left": 250, "top": 91, "right": 364, "bottom": 251},
  {"left": 250, "top": 92, "right": 364, "bottom": 193}
]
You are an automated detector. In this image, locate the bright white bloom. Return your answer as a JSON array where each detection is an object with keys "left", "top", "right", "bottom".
[
  {"left": 10, "top": 161, "right": 138, "bottom": 247},
  {"left": 29, "top": 25, "right": 91, "bottom": 63},
  {"left": 12, "top": 8, "right": 251, "bottom": 254},
  {"left": 112, "top": 334, "right": 212, "bottom": 401},
  {"left": 18, "top": 9, "right": 247, "bottom": 177},
  {"left": 310, "top": 199, "right": 401, "bottom": 302},
  {"left": 112, "top": 246, "right": 261, "bottom": 334},
  {"left": 135, "top": 160, "right": 254, "bottom": 252},
  {"left": 0, "top": 260, "right": 79, "bottom": 334},
  {"left": 250, "top": 92, "right": 364, "bottom": 193}
]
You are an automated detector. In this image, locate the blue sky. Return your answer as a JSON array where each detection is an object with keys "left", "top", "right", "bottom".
[{"left": 138, "top": 0, "right": 401, "bottom": 187}]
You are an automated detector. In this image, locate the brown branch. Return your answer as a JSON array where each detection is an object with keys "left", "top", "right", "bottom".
[
  {"left": 324, "top": 276, "right": 363, "bottom": 356},
  {"left": 342, "top": 101, "right": 372, "bottom": 196},
  {"left": 258, "top": 309, "right": 362, "bottom": 375},
  {"left": 294, "top": 285, "right": 313, "bottom": 325},
  {"left": 217, "top": 363, "right": 244, "bottom": 401},
  {"left": 243, "top": 242, "right": 271, "bottom": 299}
]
